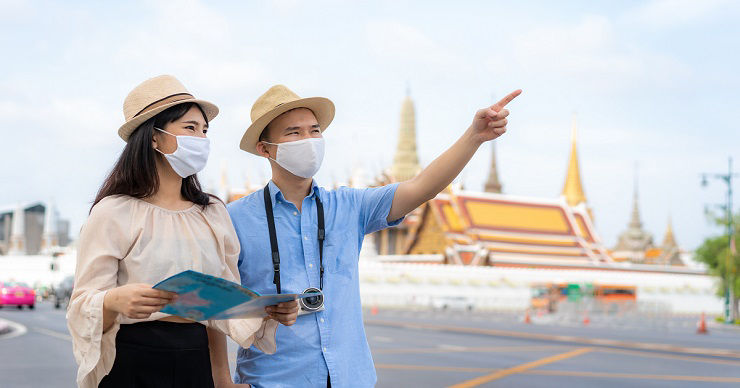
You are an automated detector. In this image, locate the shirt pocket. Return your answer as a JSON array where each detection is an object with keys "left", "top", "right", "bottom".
[{"left": 323, "top": 230, "right": 355, "bottom": 280}]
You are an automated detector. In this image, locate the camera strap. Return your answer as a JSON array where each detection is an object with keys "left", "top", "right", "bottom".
[{"left": 264, "top": 184, "right": 325, "bottom": 294}]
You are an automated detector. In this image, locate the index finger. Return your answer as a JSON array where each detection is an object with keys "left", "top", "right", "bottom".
[
  {"left": 277, "top": 300, "right": 298, "bottom": 307},
  {"left": 143, "top": 288, "right": 177, "bottom": 299},
  {"left": 492, "top": 89, "right": 522, "bottom": 110}
]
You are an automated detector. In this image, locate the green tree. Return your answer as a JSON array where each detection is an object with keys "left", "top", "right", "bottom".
[{"left": 695, "top": 231, "right": 740, "bottom": 321}]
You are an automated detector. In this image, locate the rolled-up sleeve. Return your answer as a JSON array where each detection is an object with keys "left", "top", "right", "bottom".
[
  {"left": 66, "top": 199, "right": 128, "bottom": 388},
  {"left": 358, "top": 183, "right": 404, "bottom": 235}
]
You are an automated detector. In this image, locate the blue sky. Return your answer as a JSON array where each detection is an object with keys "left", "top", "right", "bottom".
[{"left": 1, "top": 0, "right": 739, "bottom": 250}]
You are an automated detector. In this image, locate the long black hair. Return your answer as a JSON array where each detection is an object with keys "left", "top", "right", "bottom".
[{"left": 92, "top": 102, "right": 215, "bottom": 211}]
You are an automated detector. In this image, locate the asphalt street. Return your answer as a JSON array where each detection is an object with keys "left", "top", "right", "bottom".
[{"left": 1, "top": 302, "right": 739, "bottom": 387}]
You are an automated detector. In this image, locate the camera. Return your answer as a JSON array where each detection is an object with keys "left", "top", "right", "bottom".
[{"left": 298, "top": 287, "right": 325, "bottom": 316}]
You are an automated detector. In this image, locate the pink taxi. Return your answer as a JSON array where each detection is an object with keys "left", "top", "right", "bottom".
[{"left": 0, "top": 282, "right": 35, "bottom": 309}]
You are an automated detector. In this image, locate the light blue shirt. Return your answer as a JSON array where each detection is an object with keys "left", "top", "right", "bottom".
[{"left": 227, "top": 180, "right": 402, "bottom": 388}]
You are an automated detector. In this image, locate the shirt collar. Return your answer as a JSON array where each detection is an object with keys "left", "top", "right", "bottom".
[{"left": 266, "top": 180, "right": 320, "bottom": 208}]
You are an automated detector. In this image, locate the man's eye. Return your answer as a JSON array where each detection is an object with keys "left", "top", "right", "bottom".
[
  {"left": 312, "top": 129, "right": 321, "bottom": 133},
  {"left": 203, "top": 130, "right": 208, "bottom": 135}
]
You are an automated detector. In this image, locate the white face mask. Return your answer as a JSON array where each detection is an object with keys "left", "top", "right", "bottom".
[
  {"left": 154, "top": 127, "right": 210, "bottom": 178},
  {"left": 263, "top": 137, "right": 325, "bottom": 179}
]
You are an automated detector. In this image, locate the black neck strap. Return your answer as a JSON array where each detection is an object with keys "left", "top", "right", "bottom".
[{"left": 264, "top": 184, "right": 325, "bottom": 294}]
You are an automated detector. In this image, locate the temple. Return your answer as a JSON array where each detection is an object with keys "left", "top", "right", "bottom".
[{"left": 371, "top": 99, "right": 683, "bottom": 268}]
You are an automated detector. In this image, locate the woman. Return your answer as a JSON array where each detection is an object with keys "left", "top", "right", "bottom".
[{"left": 67, "top": 75, "right": 298, "bottom": 388}]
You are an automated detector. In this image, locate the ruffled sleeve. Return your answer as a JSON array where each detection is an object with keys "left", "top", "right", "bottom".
[
  {"left": 66, "top": 196, "right": 130, "bottom": 388},
  {"left": 206, "top": 202, "right": 278, "bottom": 354}
]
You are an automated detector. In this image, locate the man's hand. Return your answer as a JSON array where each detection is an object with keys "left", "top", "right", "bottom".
[
  {"left": 265, "top": 300, "right": 300, "bottom": 326},
  {"left": 469, "top": 89, "right": 521, "bottom": 144},
  {"left": 387, "top": 89, "right": 522, "bottom": 222}
]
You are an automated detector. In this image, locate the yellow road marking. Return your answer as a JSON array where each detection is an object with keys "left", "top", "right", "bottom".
[
  {"left": 601, "top": 347, "right": 740, "bottom": 367},
  {"left": 377, "top": 363, "right": 740, "bottom": 383},
  {"left": 365, "top": 319, "right": 740, "bottom": 359},
  {"left": 376, "top": 362, "right": 740, "bottom": 383},
  {"left": 374, "top": 345, "right": 570, "bottom": 355},
  {"left": 448, "top": 347, "right": 593, "bottom": 387},
  {"left": 528, "top": 370, "right": 740, "bottom": 383},
  {"left": 376, "top": 364, "right": 498, "bottom": 373}
]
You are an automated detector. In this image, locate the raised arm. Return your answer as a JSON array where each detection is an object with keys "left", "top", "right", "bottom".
[{"left": 388, "top": 89, "right": 521, "bottom": 221}]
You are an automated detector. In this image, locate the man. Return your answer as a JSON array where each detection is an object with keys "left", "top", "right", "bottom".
[{"left": 228, "top": 85, "right": 521, "bottom": 387}]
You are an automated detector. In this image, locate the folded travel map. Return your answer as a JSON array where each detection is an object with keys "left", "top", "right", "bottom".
[{"left": 153, "top": 270, "right": 314, "bottom": 321}]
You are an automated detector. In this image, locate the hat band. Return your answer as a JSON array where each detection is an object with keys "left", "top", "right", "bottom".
[{"left": 133, "top": 93, "right": 195, "bottom": 118}]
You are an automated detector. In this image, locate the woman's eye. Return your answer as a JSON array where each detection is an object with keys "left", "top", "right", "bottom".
[{"left": 185, "top": 126, "right": 195, "bottom": 131}]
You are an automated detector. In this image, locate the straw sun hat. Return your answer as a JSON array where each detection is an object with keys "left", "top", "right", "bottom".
[
  {"left": 240, "top": 85, "right": 335, "bottom": 155},
  {"left": 118, "top": 75, "right": 219, "bottom": 142}
]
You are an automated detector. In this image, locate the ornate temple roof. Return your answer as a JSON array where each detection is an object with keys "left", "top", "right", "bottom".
[{"left": 406, "top": 188, "right": 612, "bottom": 266}]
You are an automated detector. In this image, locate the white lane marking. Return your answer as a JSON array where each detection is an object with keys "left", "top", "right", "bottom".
[
  {"left": 33, "top": 326, "right": 72, "bottom": 342},
  {"left": 438, "top": 344, "right": 468, "bottom": 351},
  {"left": 373, "top": 336, "right": 393, "bottom": 343},
  {"left": 0, "top": 318, "right": 28, "bottom": 340}
]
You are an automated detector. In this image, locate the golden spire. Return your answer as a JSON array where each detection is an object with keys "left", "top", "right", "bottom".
[
  {"left": 484, "top": 142, "right": 502, "bottom": 193},
  {"left": 562, "top": 114, "right": 587, "bottom": 206},
  {"left": 662, "top": 216, "right": 677, "bottom": 249},
  {"left": 390, "top": 91, "right": 421, "bottom": 182}
]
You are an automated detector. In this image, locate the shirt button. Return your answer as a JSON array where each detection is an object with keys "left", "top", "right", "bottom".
[
  {"left": 309, "top": 263, "right": 314, "bottom": 268},
  {"left": 323, "top": 347, "right": 327, "bottom": 352},
  {"left": 293, "top": 211, "right": 298, "bottom": 216},
  {"left": 320, "top": 318, "right": 325, "bottom": 323},
  {"left": 304, "top": 236, "right": 309, "bottom": 240}
]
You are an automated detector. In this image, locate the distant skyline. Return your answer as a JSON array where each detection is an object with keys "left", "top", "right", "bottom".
[{"left": 1, "top": 0, "right": 739, "bottom": 250}]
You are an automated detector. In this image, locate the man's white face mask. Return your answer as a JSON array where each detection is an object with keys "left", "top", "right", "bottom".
[{"left": 263, "top": 137, "right": 325, "bottom": 179}]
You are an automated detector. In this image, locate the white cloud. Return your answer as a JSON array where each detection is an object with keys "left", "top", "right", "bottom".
[
  {"left": 487, "top": 15, "right": 691, "bottom": 92},
  {"left": 365, "top": 21, "right": 457, "bottom": 66},
  {"left": 629, "top": 0, "right": 732, "bottom": 27}
]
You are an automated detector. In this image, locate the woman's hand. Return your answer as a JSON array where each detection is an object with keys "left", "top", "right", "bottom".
[
  {"left": 215, "top": 382, "right": 250, "bottom": 388},
  {"left": 103, "top": 283, "right": 176, "bottom": 319},
  {"left": 265, "top": 300, "right": 300, "bottom": 326}
]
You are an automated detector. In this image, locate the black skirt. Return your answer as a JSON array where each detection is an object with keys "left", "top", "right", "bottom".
[{"left": 99, "top": 320, "right": 214, "bottom": 388}]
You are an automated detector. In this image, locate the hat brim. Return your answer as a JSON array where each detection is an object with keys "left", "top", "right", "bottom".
[
  {"left": 240, "top": 97, "right": 335, "bottom": 155},
  {"left": 117, "top": 99, "right": 219, "bottom": 142}
]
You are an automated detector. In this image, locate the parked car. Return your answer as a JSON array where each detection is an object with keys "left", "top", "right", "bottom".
[
  {"left": 51, "top": 275, "right": 74, "bottom": 309},
  {"left": 430, "top": 296, "right": 475, "bottom": 311},
  {"left": 0, "top": 282, "right": 35, "bottom": 309}
]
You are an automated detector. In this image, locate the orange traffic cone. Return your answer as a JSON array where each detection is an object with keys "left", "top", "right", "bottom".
[
  {"left": 371, "top": 305, "right": 379, "bottom": 316},
  {"left": 524, "top": 309, "right": 532, "bottom": 324},
  {"left": 583, "top": 313, "right": 590, "bottom": 326},
  {"left": 696, "top": 312, "right": 708, "bottom": 334}
]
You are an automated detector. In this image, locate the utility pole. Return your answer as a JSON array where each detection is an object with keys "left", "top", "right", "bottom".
[{"left": 702, "top": 157, "right": 738, "bottom": 323}]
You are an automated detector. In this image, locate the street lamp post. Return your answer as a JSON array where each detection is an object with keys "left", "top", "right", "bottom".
[{"left": 701, "top": 157, "right": 738, "bottom": 323}]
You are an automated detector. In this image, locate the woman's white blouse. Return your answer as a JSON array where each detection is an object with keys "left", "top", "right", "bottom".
[{"left": 67, "top": 195, "right": 277, "bottom": 388}]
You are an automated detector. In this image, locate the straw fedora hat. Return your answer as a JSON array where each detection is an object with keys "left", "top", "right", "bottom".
[
  {"left": 118, "top": 75, "right": 219, "bottom": 142},
  {"left": 240, "top": 85, "right": 335, "bottom": 155}
]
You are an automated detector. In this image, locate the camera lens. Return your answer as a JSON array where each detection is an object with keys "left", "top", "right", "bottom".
[{"left": 300, "top": 287, "right": 324, "bottom": 311}]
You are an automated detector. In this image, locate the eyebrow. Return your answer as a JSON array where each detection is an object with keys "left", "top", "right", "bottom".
[
  {"left": 183, "top": 120, "right": 208, "bottom": 128},
  {"left": 283, "top": 124, "right": 320, "bottom": 132}
]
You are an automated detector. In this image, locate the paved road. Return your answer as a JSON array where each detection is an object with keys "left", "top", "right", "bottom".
[
  {"left": 0, "top": 302, "right": 76, "bottom": 387},
  {"left": 2, "top": 303, "right": 739, "bottom": 387},
  {"left": 366, "top": 309, "right": 740, "bottom": 387}
]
